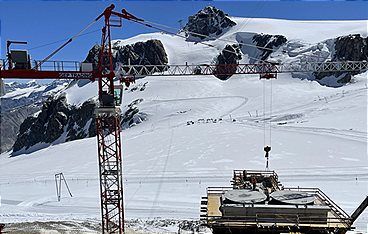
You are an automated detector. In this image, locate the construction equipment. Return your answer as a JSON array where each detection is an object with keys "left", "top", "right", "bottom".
[
  {"left": 201, "top": 170, "right": 368, "bottom": 234},
  {"left": 350, "top": 196, "right": 368, "bottom": 224},
  {"left": 7, "top": 40, "right": 30, "bottom": 70},
  {"left": 0, "top": 5, "right": 142, "bottom": 233},
  {"left": 0, "top": 4, "right": 367, "bottom": 234}
]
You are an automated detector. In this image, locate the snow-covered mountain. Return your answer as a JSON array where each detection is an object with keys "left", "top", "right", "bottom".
[
  {"left": 11, "top": 10, "right": 367, "bottom": 154},
  {"left": 0, "top": 6, "right": 367, "bottom": 233},
  {"left": 0, "top": 80, "right": 68, "bottom": 153},
  {"left": 1, "top": 71, "right": 367, "bottom": 232}
]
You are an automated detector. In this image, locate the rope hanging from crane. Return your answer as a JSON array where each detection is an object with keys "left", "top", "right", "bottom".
[{"left": 262, "top": 75, "right": 273, "bottom": 171}]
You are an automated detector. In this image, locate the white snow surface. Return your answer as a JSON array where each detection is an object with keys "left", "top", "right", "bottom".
[
  {"left": 229, "top": 17, "right": 367, "bottom": 43},
  {"left": 1, "top": 72, "right": 367, "bottom": 232},
  {"left": 109, "top": 17, "right": 367, "bottom": 66},
  {"left": 1, "top": 17, "right": 368, "bottom": 233},
  {"left": 2, "top": 80, "right": 68, "bottom": 101}
]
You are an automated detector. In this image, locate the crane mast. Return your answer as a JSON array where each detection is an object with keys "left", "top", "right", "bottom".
[
  {"left": 0, "top": 4, "right": 142, "bottom": 234},
  {"left": 95, "top": 5, "right": 130, "bottom": 234},
  {"left": 0, "top": 4, "right": 367, "bottom": 234},
  {"left": 95, "top": 5, "right": 124, "bottom": 233},
  {"left": 94, "top": 5, "right": 144, "bottom": 233}
]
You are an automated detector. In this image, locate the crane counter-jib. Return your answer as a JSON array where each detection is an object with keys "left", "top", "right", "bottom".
[{"left": 0, "top": 70, "right": 95, "bottom": 79}]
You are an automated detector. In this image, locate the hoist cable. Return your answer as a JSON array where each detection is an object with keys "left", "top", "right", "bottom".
[
  {"left": 143, "top": 19, "right": 276, "bottom": 53},
  {"left": 34, "top": 17, "right": 101, "bottom": 69},
  {"left": 269, "top": 78, "right": 273, "bottom": 146},
  {"left": 130, "top": 19, "right": 269, "bottom": 64},
  {"left": 138, "top": 18, "right": 331, "bottom": 62},
  {"left": 28, "top": 29, "right": 100, "bottom": 51},
  {"left": 263, "top": 79, "right": 266, "bottom": 146}
]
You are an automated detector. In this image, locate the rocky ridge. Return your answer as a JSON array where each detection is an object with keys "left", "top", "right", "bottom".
[
  {"left": 84, "top": 39, "right": 168, "bottom": 72},
  {"left": 314, "top": 34, "right": 368, "bottom": 84},
  {"left": 0, "top": 80, "right": 68, "bottom": 153},
  {"left": 11, "top": 82, "right": 148, "bottom": 155},
  {"left": 12, "top": 95, "right": 96, "bottom": 154},
  {"left": 252, "top": 34, "right": 288, "bottom": 61},
  {"left": 183, "top": 6, "right": 236, "bottom": 40},
  {"left": 4, "top": 7, "right": 367, "bottom": 154},
  {"left": 214, "top": 44, "right": 242, "bottom": 80}
]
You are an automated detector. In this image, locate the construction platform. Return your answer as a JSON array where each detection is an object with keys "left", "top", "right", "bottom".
[{"left": 201, "top": 170, "right": 367, "bottom": 234}]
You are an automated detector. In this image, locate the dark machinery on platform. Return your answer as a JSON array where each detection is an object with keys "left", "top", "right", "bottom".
[
  {"left": 1, "top": 4, "right": 368, "bottom": 234},
  {"left": 201, "top": 170, "right": 368, "bottom": 234}
]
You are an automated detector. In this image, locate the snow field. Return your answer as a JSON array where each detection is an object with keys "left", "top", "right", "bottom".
[
  {"left": 1, "top": 17, "right": 368, "bottom": 233},
  {"left": 1, "top": 72, "right": 367, "bottom": 232}
]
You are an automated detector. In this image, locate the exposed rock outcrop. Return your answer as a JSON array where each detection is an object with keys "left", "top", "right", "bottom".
[
  {"left": 0, "top": 80, "right": 68, "bottom": 153},
  {"left": 183, "top": 6, "right": 236, "bottom": 40},
  {"left": 66, "top": 100, "right": 96, "bottom": 141},
  {"left": 84, "top": 39, "right": 168, "bottom": 71},
  {"left": 12, "top": 96, "right": 97, "bottom": 154},
  {"left": 334, "top": 34, "right": 368, "bottom": 61},
  {"left": 12, "top": 83, "right": 148, "bottom": 154},
  {"left": 252, "top": 34, "right": 287, "bottom": 61},
  {"left": 214, "top": 44, "right": 242, "bottom": 80},
  {"left": 314, "top": 34, "right": 368, "bottom": 85},
  {"left": 0, "top": 105, "right": 40, "bottom": 153},
  {"left": 121, "top": 98, "right": 147, "bottom": 129}
]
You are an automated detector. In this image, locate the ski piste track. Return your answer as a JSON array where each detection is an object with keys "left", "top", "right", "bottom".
[
  {"left": 2, "top": 73, "right": 367, "bottom": 233},
  {"left": 1, "top": 10, "right": 368, "bottom": 232}
]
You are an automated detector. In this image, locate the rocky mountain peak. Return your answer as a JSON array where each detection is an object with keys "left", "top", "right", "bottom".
[
  {"left": 5, "top": 80, "right": 41, "bottom": 93},
  {"left": 12, "top": 95, "right": 97, "bottom": 155},
  {"left": 214, "top": 44, "right": 242, "bottom": 80},
  {"left": 252, "top": 34, "right": 287, "bottom": 61},
  {"left": 11, "top": 81, "right": 149, "bottom": 155},
  {"left": 26, "top": 80, "right": 39, "bottom": 87},
  {"left": 84, "top": 39, "right": 168, "bottom": 71},
  {"left": 183, "top": 6, "right": 236, "bottom": 40},
  {"left": 314, "top": 34, "right": 368, "bottom": 85},
  {"left": 333, "top": 34, "right": 368, "bottom": 61}
]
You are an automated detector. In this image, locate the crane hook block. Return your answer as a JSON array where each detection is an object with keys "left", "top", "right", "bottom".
[{"left": 264, "top": 145, "right": 271, "bottom": 158}]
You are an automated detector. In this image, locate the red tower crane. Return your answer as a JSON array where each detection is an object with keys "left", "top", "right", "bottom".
[
  {"left": 0, "top": 5, "right": 143, "bottom": 233},
  {"left": 0, "top": 4, "right": 367, "bottom": 234}
]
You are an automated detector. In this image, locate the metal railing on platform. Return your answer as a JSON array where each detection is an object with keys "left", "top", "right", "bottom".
[
  {"left": 285, "top": 187, "right": 351, "bottom": 223},
  {"left": 207, "top": 187, "right": 233, "bottom": 194},
  {"left": 0, "top": 59, "right": 81, "bottom": 72},
  {"left": 203, "top": 186, "right": 352, "bottom": 228},
  {"left": 33, "top": 60, "right": 81, "bottom": 71},
  {"left": 206, "top": 214, "right": 351, "bottom": 227}
]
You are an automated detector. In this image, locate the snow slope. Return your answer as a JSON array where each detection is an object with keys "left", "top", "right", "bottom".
[
  {"left": 229, "top": 17, "right": 367, "bottom": 43},
  {"left": 0, "top": 71, "right": 367, "bottom": 232},
  {"left": 106, "top": 17, "right": 367, "bottom": 88},
  {"left": 2, "top": 80, "right": 68, "bottom": 101},
  {"left": 0, "top": 17, "right": 367, "bottom": 233},
  {"left": 111, "top": 17, "right": 367, "bottom": 64}
]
